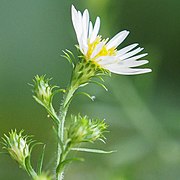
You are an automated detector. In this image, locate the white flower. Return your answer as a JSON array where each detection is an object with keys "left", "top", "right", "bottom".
[{"left": 71, "top": 5, "right": 152, "bottom": 75}]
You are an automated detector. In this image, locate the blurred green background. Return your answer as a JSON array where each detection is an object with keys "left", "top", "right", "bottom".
[{"left": 0, "top": 0, "right": 180, "bottom": 179}]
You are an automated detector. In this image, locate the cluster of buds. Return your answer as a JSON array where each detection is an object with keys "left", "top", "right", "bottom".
[
  {"left": 67, "top": 114, "right": 108, "bottom": 144},
  {"left": 2, "top": 130, "right": 30, "bottom": 169},
  {"left": 32, "top": 75, "right": 55, "bottom": 108}
]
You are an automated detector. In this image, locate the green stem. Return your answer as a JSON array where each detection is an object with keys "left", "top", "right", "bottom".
[
  {"left": 55, "top": 61, "right": 93, "bottom": 179},
  {"left": 56, "top": 86, "right": 77, "bottom": 180}
]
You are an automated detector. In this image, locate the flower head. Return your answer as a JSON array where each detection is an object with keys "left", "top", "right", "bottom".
[
  {"left": 32, "top": 75, "right": 55, "bottom": 107},
  {"left": 67, "top": 114, "right": 107, "bottom": 144},
  {"left": 71, "top": 5, "right": 151, "bottom": 75},
  {"left": 2, "top": 130, "right": 30, "bottom": 168}
]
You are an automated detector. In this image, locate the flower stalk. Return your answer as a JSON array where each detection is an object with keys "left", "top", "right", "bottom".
[
  {"left": 56, "top": 86, "right": 77, "bottom": 180},
  {"left": 55, "top": 59, "right": 105, "bottom": 179}
]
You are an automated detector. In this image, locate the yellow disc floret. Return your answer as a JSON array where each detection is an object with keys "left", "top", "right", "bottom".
[{"left": 86, "top": 36, "right": 117, "bottom": 61}]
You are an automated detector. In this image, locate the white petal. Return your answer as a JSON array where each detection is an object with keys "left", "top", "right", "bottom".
[
  {"left": 82, "top": 9, "right": 89, "bottom": 41},
  {"left": 90, "top": 42, "right": 105, "bottom": 58},
  {"left": 77, "top": 11, "right": 83, "bottom": 36},
  {"left": 117, "top": 43, "right": 139, "bottom": 56},
  {"left": 75, "top": 11, "right": 83, "bottom": 51},
  {"left": 81, "top": 10, "right": 90, "bottom": 54},
  {"left": 123, "top": 53, "right": 148, "bottom": 62},
  {"left": 71, "top": 5, "right": 79, "bottom": 38},
  {"left": 71, "top": 5, "right": 78, "bottom": 26},
  {"left": 90, "top": 17, "right": 100, "bottom": 43},
  {"left": 97, "top": 56, "right": 117, "bottom": 66},
  {"left": 82, "top": 40, "right": 88, "bottom": 54},
  {"left": 120, "top": 60, "right": 149, "bottom": 67},
  {"left": 106, "top": 30, "right": 129, "bottom": 49},
  {"left": 89, "top": 21, "right": 93, "bottom": 38},
  {"left": 71, "top": 6, "right": 90, "bottom": 54},
  {"left": 106, "top": 64, "right": 152, "bottom": 75},
  {"left": 119, "top": 47, "right": 144, "bottom": 60}
]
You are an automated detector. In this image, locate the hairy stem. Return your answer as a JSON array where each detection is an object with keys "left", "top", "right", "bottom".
[{"left": 56, "top": 86, "right": 77, "bottom": 180}]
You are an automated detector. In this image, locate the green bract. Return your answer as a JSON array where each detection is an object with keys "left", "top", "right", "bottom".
[{"left": 71, "top": 58, "right": 110, "bottom": 89}]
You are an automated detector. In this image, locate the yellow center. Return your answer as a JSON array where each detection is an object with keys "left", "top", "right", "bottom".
[{"left": 86, "top": 36, "right": 116, "bottom": 62}]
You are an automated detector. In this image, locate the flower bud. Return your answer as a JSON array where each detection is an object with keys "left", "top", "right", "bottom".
[
  {"left": 33, "top": 75, "right": 54, "bottom": 107},
  {"left": 2, "top": 130, "right": 30, "bottom": 168},
  {"left": 67, "top": 115, "right": 107, "bottom": 144}
]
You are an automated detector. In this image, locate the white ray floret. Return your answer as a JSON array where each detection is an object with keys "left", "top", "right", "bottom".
[{"left": 71, "top": 5, "right": 152, "bottom": 75}]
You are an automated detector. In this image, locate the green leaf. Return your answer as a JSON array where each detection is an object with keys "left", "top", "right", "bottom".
[
  {"left": 71, "top": 147, "right": 114, "bottom": 154},
  {"left": 36, "top": 144, "right": 46, "bottom": 175},
  {"left": 56, "top": 157, "right": 84, "bottom": 174}
]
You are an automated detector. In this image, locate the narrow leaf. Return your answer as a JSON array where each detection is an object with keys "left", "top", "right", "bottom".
[
  {"left": 90, "top": 80, "right": 108, "bottom": 91},
  {"left": 75, "top": 92, "right": 95, "bottom": 101},
  {"left": 71, "top": 147, "right": 114, "bottom": 154}
]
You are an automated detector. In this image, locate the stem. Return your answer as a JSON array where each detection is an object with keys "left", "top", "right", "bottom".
[
  {"left": 55, "top": 61, "right": 92, "bottom": 179},
  {"left": 56, "top": 86, "right": 77, "bottom": 180}
]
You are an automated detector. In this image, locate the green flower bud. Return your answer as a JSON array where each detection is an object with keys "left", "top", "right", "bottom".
[
  {"left": 33, "top": 75, "right": 55, "bottom": 107},
  {"left": 2, "top": 130, "right": 30, "bottom": 168},
  {"left": 67, "top": 114, "right": 108, "bottom": 144}
]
